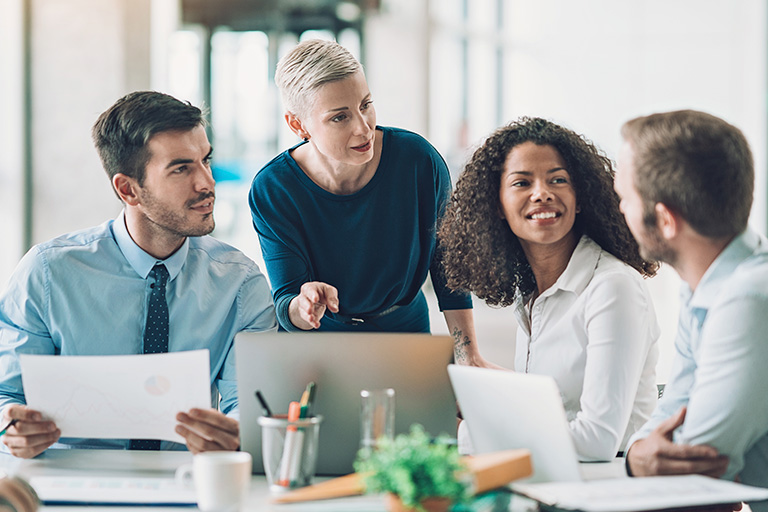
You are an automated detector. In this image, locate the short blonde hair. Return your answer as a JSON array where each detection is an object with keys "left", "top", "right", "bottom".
[{"left": 275, "top": 39, "right": 363, "bottom": 117}]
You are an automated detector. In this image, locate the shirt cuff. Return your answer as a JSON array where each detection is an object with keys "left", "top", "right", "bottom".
[{"left": 275, "top": 293, "right": 303, "bottom": 332}]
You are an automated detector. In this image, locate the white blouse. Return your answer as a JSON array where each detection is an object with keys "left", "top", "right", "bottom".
[{"left": 513, "top": 235, "right": 659, "bottom": 460}]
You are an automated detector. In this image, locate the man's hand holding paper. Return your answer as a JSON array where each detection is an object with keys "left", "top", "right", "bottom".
[
  {"left": 15, "top": 351, "right": 213, "bottom": 454},
  {"left": 176, "top": 408, "right": 240, "bottom": 453}
]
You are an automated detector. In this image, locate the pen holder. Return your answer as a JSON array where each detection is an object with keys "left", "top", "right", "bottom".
[{"left": 257, "top": 414, "right": 323, "bottom": 494}]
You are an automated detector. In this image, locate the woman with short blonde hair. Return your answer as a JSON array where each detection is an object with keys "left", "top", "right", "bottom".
[{"left": 250, "top": 39, "right": 493, "bottom": 367}]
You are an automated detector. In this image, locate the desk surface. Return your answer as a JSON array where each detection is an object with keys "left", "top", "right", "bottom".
[{"left": 0, "top": 450, "right": 626, "bottom": 512}]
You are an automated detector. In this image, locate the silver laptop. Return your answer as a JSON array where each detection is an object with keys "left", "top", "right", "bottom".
[
  {"left": 447, "top": 364, "right": 768, "bottom": 511},
  {"left": 236, "top": 332, "right": 457, "bottom": 475},
  {"left": 447, "top": 363, "right": 581, "bottom": 483}
]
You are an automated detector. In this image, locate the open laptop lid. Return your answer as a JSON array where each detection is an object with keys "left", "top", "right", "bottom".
[
  {"left": 236, "top": 332, "right": 457, "bottom": 475},
  {"left": 447, "top": 364, "right": 581, "bottom": 483}
]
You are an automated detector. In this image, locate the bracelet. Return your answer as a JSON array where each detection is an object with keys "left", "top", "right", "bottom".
[{"left": 625, "top": 455, "right": 634, "bottom": 477}]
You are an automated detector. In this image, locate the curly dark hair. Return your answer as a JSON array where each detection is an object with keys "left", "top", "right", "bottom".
[{"left": 438, "top": 117, "right": 657, "bottom": 306}]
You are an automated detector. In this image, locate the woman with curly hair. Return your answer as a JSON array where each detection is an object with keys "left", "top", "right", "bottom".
[{"left": 439, "top": 118, "right": 660, "bottom": 460}]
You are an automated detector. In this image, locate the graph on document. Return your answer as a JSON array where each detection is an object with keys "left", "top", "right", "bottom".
[{"left": 19, "top": 350, "right": 211, "bottom": 441}]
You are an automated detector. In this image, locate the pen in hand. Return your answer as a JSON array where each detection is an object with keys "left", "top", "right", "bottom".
[{"left": 0, "top": 419, "right": 18, "bottom": 436}]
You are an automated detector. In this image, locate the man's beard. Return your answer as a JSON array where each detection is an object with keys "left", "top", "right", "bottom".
[
  {"left": 638, "top": 220, "right": 677, "bottom": 266},
  {"left": 140, "top": 189, "right": 215, "bottom": 238}
]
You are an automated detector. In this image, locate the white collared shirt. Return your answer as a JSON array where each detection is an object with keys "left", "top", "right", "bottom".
[{"left": 514, "top": 236, "right": 659, "bottom": 460}]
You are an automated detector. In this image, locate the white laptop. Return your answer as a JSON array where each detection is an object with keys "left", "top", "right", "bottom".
[
  {"left": 236, "top": 332, "right": 457, "bottom": 475},
  {"left": 449, "top": 363, "right": 580, "bottom": 483},
  {"left": 448, "top": 364, "right": 768, "bottom": 511}
]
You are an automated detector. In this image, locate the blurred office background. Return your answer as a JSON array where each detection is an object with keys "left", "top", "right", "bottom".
[{"left": 0, "top": 0, "right": 765, "bottom": 376}]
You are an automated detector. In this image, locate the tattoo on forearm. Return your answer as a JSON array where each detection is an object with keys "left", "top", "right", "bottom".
[{"left": 452, "top": 327, "right": 472, "bottom": 363}]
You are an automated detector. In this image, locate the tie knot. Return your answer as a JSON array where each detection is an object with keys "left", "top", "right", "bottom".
[{"left": 151, "top": 264, "right": 169, "bottom": 287}]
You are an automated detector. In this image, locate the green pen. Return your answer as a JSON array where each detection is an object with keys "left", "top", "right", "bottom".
[
  {"left": 302, "top": 381, "right": 316, "bottom": 418},
  {"left": 0, "top": 419, "right": 18, "bottom": 436}
]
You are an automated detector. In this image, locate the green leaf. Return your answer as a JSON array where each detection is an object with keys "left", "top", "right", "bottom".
[{"left": 353, "top": 424, "right": 469, "bottom": 507}]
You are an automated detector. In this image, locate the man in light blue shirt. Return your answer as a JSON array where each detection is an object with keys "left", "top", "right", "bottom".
[
  {"left": 0, "top": 91, "right": 277, "bottom": 458},
  {"left": 615, "top": 110, "right": 768, "bottom": 510}
]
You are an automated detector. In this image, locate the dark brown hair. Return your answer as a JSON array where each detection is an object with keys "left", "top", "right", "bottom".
[{"left": 92, "top": 91, "right": 205, "bottom": 196}]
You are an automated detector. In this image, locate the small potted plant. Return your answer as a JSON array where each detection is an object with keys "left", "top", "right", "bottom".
[{"left": 354, "top": 424, "right": 469, "bottom": 512}]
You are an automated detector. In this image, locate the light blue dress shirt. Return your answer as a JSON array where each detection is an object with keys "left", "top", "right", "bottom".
[
  {"left": 627, "top": 228, "right": 768, "bottom": 510},
  {"left": 0, "top": 211, "right": 277, "bottom": 450}
]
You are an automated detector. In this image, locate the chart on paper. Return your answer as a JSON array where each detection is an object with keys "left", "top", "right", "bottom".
[{"left": 20, "top": 350, "right": 211, "bottom": 442}]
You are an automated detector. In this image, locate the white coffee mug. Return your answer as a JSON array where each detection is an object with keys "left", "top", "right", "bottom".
[{"left": 175, "top": 451, "right": 251, "bottom": 512}]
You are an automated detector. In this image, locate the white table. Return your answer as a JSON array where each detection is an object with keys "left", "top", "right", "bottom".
[
  {"left": 0, "top": 450, "right": 385, "bottom": 511},
  {"left": 0, "top": 450, "right": 625, "bottom": 511}
]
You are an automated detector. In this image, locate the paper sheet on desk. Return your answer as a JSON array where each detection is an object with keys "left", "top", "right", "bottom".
[
  {"left": 511, "top": 474, "right": 768, "bottom": 512},
  {"left": 20, "top": 350, "right": 210, "bottom": 443}
]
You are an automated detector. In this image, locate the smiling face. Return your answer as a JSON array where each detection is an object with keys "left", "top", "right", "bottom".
[
  {"left": 136, "top": 125, "right": 216, "bottom": 242},
  {"left": 499, "top": 142, "right": 578, "bottom": 254},
  {"left": 299, "top": 71, "right": 376, "bottom": 168}
]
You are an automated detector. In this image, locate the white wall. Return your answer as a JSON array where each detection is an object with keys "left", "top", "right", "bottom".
[
  {"left": 29, "top": 0, "right": 134, "bottom": 246},
  {"left": 365, "top": 0, "right": 768, "bottom": 377},
  {"left": 502, "top": 0, "right": 767, "bottom": 381},
  {"left": 0, "top": 0, "right": 25, "bottom": 287},
  {"left": 365, "top": 1, "right": 431, "bottom": 135},
  {"left": 501, "top": 0, "right": 767, "bottom": 234},
  {"left": 0, "top": 0, "right": 181, "bottom": 287}
]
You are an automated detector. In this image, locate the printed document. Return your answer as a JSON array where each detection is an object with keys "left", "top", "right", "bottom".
[{"left": 20, "top": 350, "right": 210, "bottom": 443}]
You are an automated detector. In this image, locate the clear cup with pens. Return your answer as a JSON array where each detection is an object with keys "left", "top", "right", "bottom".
[{"left": 256, "top": 383, "right": 323, "bottom": 494}]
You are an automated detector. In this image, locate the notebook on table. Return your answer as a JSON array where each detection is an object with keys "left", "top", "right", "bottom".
[
  {"left": 29, "top": 476, "right": 197, "bottom": 506},
  {"left": 447, "top": 364, "right": 768, "bottom": 511},
  {"left": 236, "top": 332, "right": 457, "bottom": 475}
]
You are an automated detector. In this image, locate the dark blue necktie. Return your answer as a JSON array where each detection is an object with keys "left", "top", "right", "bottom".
[{"left": 129, "top": 264, "right": 169, "bottom": 451}]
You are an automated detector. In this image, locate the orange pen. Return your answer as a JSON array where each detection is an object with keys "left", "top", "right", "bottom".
[{"left": 277, "top": 401, "right": 301, "bottom": 486}]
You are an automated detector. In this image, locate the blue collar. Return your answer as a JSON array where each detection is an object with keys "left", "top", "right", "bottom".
[
  {"left": 686, "top": 228, "right": 762, "bottom": 311},
  {"left": 111, "top": 210, "right": 188, "bottom": 281}
]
